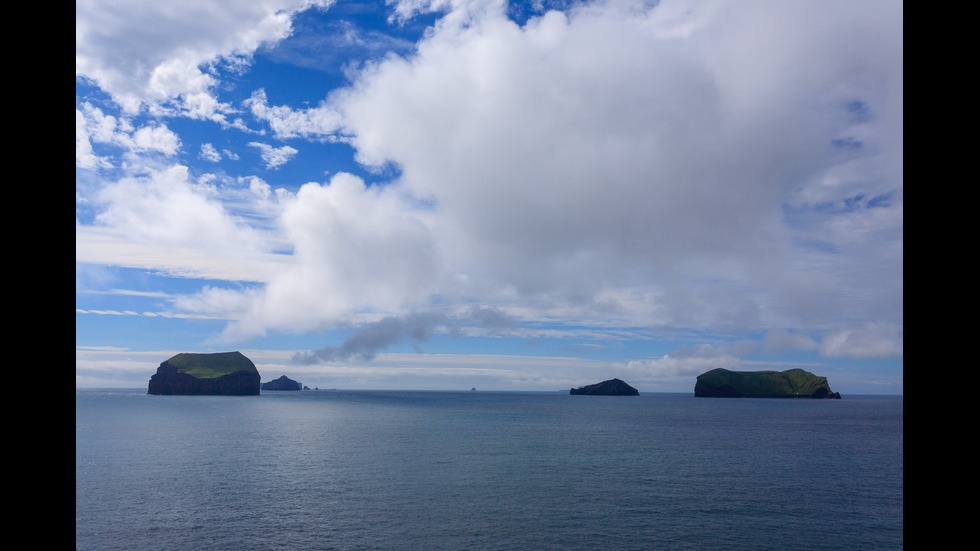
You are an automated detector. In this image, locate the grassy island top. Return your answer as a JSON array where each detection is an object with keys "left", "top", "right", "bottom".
[
  {"left": 697, "top": 367, "right": 836, "bottom": 397},
  {"left": 167, "top": 351, "right": 258, "bottom": 379}
]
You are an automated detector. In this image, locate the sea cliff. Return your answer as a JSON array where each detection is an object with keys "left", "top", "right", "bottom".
[
  {"left": 694, "top": 368, "right": 841, "bottom": 399},
  {"left": 147, "top": 351, "right": 260, "bottom": 396}
]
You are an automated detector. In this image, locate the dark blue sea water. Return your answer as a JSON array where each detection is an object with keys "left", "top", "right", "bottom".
[{"left": 76, "top": 389, "right": 902, "bottom": 550}]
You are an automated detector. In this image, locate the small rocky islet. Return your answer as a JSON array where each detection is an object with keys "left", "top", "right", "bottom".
[
  {"left": 261, "top": 374, "right": 302, "bottom": 391},
  {"left": 570, "top": 378, "right": 640, "bottom": 396}
]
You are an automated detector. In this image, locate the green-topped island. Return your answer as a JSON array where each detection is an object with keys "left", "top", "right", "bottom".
[
  {"left": 695, "top": 368, "right": 841, "bottom": 399},
  {"left": 147, "top": 351, "right": 261, "bottom": 395}
]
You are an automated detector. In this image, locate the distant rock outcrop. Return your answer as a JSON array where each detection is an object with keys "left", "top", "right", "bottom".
[
  {"left": 694, "top": 368, "right": 841, "bottom": 399},
  {"left": 570, "top": 378, "right": 639, "bottom": 396},
  {"left": 147, "top": 351, "right": 260, "bottom": 396},
  {"left": 261, "top": 375, "right": 302, "bottom": 391}
]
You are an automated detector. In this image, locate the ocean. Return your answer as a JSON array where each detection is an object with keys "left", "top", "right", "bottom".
[{"left": 76, "top": 389, "right": 902, "bottom": 550}]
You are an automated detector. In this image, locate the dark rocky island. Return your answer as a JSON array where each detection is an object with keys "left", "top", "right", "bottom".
[
  {"left": 147, "top": 351, "right": 260, "bottom": 396},
  {"left": 570, "top": 378, "right": 639, "bottom": 396},
  {"left": 694, "top": 368, "right": 841, "bottom": 399},
  {"left": 261, "top": 375, "right": 302, "bottom": 391}
]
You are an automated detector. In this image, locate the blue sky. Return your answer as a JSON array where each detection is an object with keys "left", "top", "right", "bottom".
[{"left": 76, "top": 0, "right": 903, "bottom": 394}]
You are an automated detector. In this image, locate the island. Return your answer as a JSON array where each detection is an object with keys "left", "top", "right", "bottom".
[
  {"left": 570, "top": 378, "right": 639, "bottom": 396},
  {"left": 694, "top": 368, "right": 841, "bottom": 399},
  {"left": 147, "top": 351, "right": 260, "bottom": 396},
  {"left": 261, "top": 375, "right": 302, "bottom": 391}
]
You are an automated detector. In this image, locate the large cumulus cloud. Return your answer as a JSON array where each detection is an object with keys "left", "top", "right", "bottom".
[
  {"left": 322, "top": 0, "right": 902, "bottom": 338},
  {"left": 219, "top": 172, "right": 443, "bottom": 340}
]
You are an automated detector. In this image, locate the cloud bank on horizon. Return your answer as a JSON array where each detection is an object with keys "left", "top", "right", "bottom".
[{"left": 76, "top": 0, "right": 903, "bottom": 392}]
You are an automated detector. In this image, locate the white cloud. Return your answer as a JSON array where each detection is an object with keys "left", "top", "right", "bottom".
[
  {"left": 248, "top": 142, "right": 299, "bottom": 168},
  {"left": 762, "top": 329, "right": 819, "bottom": 355},
  {"left": 625, "top": 343, "right": 746, "bottom": 388},
  {"left": 200, "top": 143, "right": 222, "bottom": 162},
  {"left": 172, "top": 285, "right": 263, "bottom": 319},
  {"left": 245, "top": 89, "right": 344, "bottom": 140},
  {"left": 319, "top": 0, "right": 902, "bottom": 335},
  {"left": 217, "top": 172, "right": 442, "bottom": 340},
  {"left": 76, "top": 108, "right": 112, "bottom": 170},
  {"left": 76, "top": 102, "right": 182, "bottom": 167},
  {"left": 131, "top": 125, "right": 181, "bottom": 155},
  {"left": 244, "top": 176, "right": 273, "bottom": 199},
  {"left": 819, "top": 322, "right": 903, "bottom": 358},
  {"left": 75, "top": 0, "right": 334, "bottom": 116},
  {"left": 89, "top": 165, "right": 276, "bottom": 263},
  {"left": 76, "top": 225, "right": 292, "bottom": 282}
]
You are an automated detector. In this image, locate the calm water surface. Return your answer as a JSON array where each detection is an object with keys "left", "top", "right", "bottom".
[{"left": 76, "top": 390, "right": 902, "bottom": 550}]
